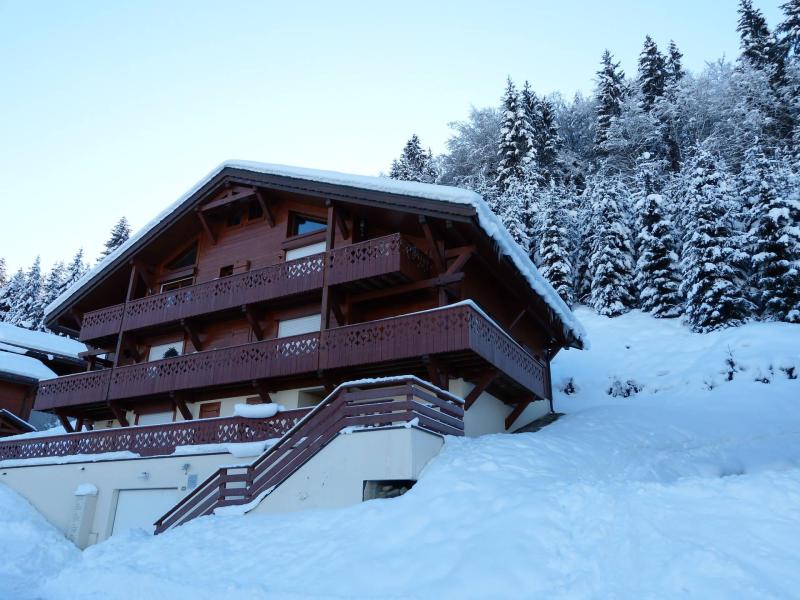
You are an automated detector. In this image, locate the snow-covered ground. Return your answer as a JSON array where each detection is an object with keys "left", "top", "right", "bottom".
[{"left": 1, "top": 308, "right": 798, "bottom": 599}]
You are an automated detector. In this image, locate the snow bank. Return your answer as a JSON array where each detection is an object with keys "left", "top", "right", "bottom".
[
  {"left": 0, "top": 483, "right": 79, "bottom": 600},
  {"left": 232, "top": 403, "right": 284, "bottom": 419},
  {"left": 44, "top": 161, "right": 586, "bottom": 346},
  {"left": 5, "top": 311, "right": 799, "bottom": 599},
  {"left": 0, "top": 322, "right": 86, "bottom": 358}
]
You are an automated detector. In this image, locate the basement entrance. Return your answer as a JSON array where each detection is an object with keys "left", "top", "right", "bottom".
[{"left": 112, "top": 488, "right": 179, "bottom": 536}]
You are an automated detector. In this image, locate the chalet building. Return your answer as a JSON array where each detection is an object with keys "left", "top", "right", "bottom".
[
  {"left": 0, "top": 323, "right": 86, "bottom": 435},
  {"left": 0, "top": 162, "right": 585, "bottom": 546}
]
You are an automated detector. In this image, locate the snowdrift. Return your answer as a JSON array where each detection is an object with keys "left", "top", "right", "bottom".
[{"left": 3, "top": 309, "right": 799, "bottom": 599}]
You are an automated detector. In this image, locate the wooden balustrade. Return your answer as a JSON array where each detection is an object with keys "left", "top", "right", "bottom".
[
  {"left": 0, "top": 409, "right": 310, "bottom": 461},
  {"left": 78, "top": 303, "right": 125, "bottom": 342},
  {"left": 38, "top": 303, "right": 547, "bottom": 412},
  {"left": 108, "top": 333, "right": 320, "bottom": 400},
  {"left": 327, "top": 233, "right": 432, "bottom": 286},
  {"left": 78, "top": 234, "right": 432, "bottom": 343},
  {"left": 154, "top": 378, "right": 463, "bottom": 533}
]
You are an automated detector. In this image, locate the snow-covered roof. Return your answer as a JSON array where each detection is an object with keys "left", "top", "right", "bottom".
[
  {"left": 45, "top": 161, "right": 586, "bottom": 346},
  {"left": 0, "top": 351, "right": 57, "bottom": 381},
  {"left": 0, "top": 323, "right": 86, "bottom": 359},
  {"left": 0, "top": 409, "right": 36, "bottom": 433}
]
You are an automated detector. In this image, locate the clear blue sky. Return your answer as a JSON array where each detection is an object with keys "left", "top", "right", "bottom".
[{"left": 0, "top": 0, "right": 784, "bottom": 273}]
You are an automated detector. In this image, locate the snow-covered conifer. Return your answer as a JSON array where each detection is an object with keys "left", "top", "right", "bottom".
[
  {"left": 389, "top": 135, "right": 437, "bottom": 183},
  {"left": 587, "top": 176, "right": 636, "bottom": 316},
  {"left": 665, "top": 41, "right": 685, "bottom": 86},
  {"left": 594, "top": 50, "right": 626, "bottom": 154},
  {"left": 6, "top": 257, "right": 44, "bottom": 329},
  {"left": 778, "top": 0, "right": 800, "bottom": 57},
  {"left": 539, "top": 185, "right": 575, "bottom": 306},
  {"left": 40, "top": 262, "right": 66, "bottom": 331},
  {"left": 680, "top": 145, "right": 753, "bottom": 331},
  {"left": 743, "top": 149, "right": 800, "bottom": 321},
  {"left": 99, "top": 217, "right": 132, "bottom": 260},
  {"left": 638, "top": 36, "right": 667, "bottom": 111},
  {"left": 59, "top": 249, "right": 89, "bottom": 299},
  {"left": 497, "top": 78, "right": 535, "bottom": 188},
  {"left": 738, "top": 0, "right": 775, "bottom": 70}
]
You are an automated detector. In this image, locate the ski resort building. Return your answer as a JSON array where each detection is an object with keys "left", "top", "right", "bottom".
[{"left": 0, "top": 162, "right": 584, "bottom": 546}]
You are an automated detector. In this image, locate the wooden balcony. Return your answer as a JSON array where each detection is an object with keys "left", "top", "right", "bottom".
[
  {"left": 78, "top": 234, "right": 431, "bottom": 343},
  {"left": 38, "top": 303, "right": 548, "bottom": 414},
  {"left": 0, "top": 409, "right": 310, "bottom": 461}
]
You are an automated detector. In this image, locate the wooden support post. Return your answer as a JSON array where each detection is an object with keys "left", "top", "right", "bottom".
[
  {"left": 254, "top": 189, "right": 274, "bottom": 227},
  {"left": 419, "top": 216, "right": 445, "bottom": 273},
  {"left": 321, "top": 203, "right": 337, "bottom": 329},
  {"left": 171, "top": 393, "right": 193, "bottom": 420},
  {"left": 335, "top": 208, "right": 350, "bottom": 239},
  {"left": 56, "top": 411, "right": 74, "bottom": 433},
  {"left": 74, "top": 418, "right": 85, "bottom": 433},
  {"left": 505, "top": 396, "right": 534, "bottom": 430},
  {"left": 251, "top": 380, "right": 273, "bottom": 403},
  {"left": 444, "top": 246, "right": 475, "bottom": 275},
  {"left": 109, "top": 402, "right": 129, "bottom": 427},
  {"left": 181, "top": 319, "right": 203, "bottom": 351},
  {"left": 464, "top": 369, "right": 497, "bottom": 411},
  {"left": 131, "top": 259, "right": 156, "bottom": 293},
  {"left": 242, "top": 305, "right": 264, "bottom": 341},
  {"left": 329, "top": 290, "right": 345, "bottom": 328},
  {"left": 195, "top": 208, "right": 216, "bottom": 244}
]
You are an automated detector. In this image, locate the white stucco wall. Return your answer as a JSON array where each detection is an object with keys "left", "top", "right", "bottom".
[{"left": 449, "top": 378, "right": 550, "bottom": 435}]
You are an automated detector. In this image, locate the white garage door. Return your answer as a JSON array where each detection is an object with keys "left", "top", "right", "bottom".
[{"left": 112, "top": 488, "right": 179, "bottom": 536}]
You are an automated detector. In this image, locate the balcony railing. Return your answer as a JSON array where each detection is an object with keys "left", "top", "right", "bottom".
[
  {"left": 0, "top": 409, "right": 310, "bottom": 461},
  {"left": 78, "top": 234, "right": 431, "bottom": 343},
  {"left": 38, "top": 302, "right": 548, "bottom": 412}
]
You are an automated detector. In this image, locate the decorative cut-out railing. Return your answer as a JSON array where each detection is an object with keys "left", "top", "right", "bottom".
[
  {"left": 79, "top": 303, "right": 125, "bottom": 342},
  {"left": 327, "top": 233, "right": 432, "bottom": 286},
  {"left": 0, "top": 409, "right": 310, "bottom": 461},
  {"left": 154, "top": 377, "right": 463, "bottom": 534},
  {"left": 39, "top": 302, "right": 547, "bottom": 411}
]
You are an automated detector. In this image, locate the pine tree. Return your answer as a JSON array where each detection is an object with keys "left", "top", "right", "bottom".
[
  {"left": 633, "top": 154, "right": 683, "bottom": 316},
  {"left": 0, "top": 269, "right": 25, "bottom": 323},
  {"left": 40, "top": 261, "right": 66, "bottom": 331},
  {"left": 680, "top": 144, "right": 753, "bottom": 331},
  {"left": 0, "top": 258, "right": 6, "bottom": 289},
  {"left": 389, "top": 135, "right": 438, "bottom": 183},
  {"left": 594, "top": 50, "right": 626, "bottom": 155},
  {"left": 496, "top": 78, "right": 535, "bottom": 188},
  {"left": 665, "top": 40, "right": 685, "bottom": 86},
  {"left": 6, "top": 257, "right": 44, "bottom": 329},
  {"left": 587, "top": 175, "right": 636, "bottom": 316},
  {"left": 743, "top": 149, "right": 800, "bottom": 321},
  {"left": 496, "top": 175, "right": 539, "bottom": 254},
  {"left": 738, "top": 0, "right": 775, "bottom": 69},
  {"left": 536, "top": 97, "right": 563, "bottom": 182},
  {"left": 538, "top": 185, "right": 575, "bottom": 306},
  {"left": 59, "top": 249, "right": 89, "bottom": 298},
  {"left": 99, "top": 217, "right": 132, "bottom": 260},
  {"left": 638, "top": 35, "right": 667, "bottom": 111},
  {"left": 778, "top": 0, "right": 800, "bottom": 58}
]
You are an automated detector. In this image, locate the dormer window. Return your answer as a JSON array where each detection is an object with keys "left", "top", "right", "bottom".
[
  {"left": 290, "top": 214, "right": 326, "bottom": 237},
  {"left": 165, "top": 244, "right": 197, "bottom": 271}
]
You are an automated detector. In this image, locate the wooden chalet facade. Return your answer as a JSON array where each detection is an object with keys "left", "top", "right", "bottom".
[{"left": 32, "top": 164, "right": 583, "bottom": 439}]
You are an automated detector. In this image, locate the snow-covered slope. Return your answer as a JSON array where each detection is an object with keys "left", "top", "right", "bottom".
[
  {"left": 4, "top": 309, "right": 800, "bottom": 599},
  {"left": 0, "top": 484, "right": 79, "bottom": 599}
]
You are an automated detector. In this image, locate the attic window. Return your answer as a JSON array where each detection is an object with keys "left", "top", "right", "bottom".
[
  {"left": 290, "top": 214, "right": 326, "bottom": 237},
  {"left": 166, "top": 244, "right": 197, "bottom": 271},
  {"left": 247, "top": 202, "right": 264, "bottom": 221},
  {"left": 226, "top": 208, "right": 243, "bottom": 227}
]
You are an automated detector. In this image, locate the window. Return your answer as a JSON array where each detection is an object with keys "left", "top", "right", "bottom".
[
  {"left": 226, "top": 208, "right": 243, "bottom": 227},
  {"left": 160, "top": 276, "right": 194, "bottom": 293},
  {"left": 285, "top": 241, "right": 326, "bottom": 261},
  {"left": 148, "top": 340, "right": 183, "bottom": 362},
  {"left": 290, "top": 214, "right": 326, "bottom": 237},
  {"left": 219, "top": 265, "right": 234, "bottom": 278},
  {"left": 363, "top": 480, "right": 416, "bottom": 501},
  {"left": 198, "top": 402, "right": 221, "bottom": 419},
  {"left": 277, "top": 314, "right": 321, "bottom": 338},
  {"left": 247, "top": 202, "right": 264, "bottom": 221},
  {"left": 165, "top": 244, "right": 197, "bottom": 271},
  {"left": 136, "top": 411, "right": 175, "bottom": 426}
]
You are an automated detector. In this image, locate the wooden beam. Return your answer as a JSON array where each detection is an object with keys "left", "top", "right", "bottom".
[
  {"left": 171, "top": 393, "right": 193, "bottom": 420},
  {"left": 423, "top": 355, "right": 447, "bottom": 390},
  {"left": 181, "top": 319, "right": 203, "bottom": 351},
  {"left": 321, "top": 203, "right": 337, "bottom": 329},
  {"left": 56, "top": 411, "right": 74, "bottom": 433},
  {"left": 242, "top": 305, "right": 264, "bottom": 341},
  {"left": 335, "top": 207, "right": 350, "bottom": 239},
  {"left": 464, "top": 369, "right": 497, "bottom": 411},
  {"left": 505, "top": 396, "right": 534, "bottom": 430},
  {"left": 445, "top": 246, "right": 475, "bottom": 275},
  {"left": 508, "top": 308, "right": 526, "bottom": 332},
  {"left": 195, "top": 209, "right": 216, "bottom": 245},
  {"left": 131, "top": 258, "right": 156, "bottom": 292},
  {"left": 200, "top": 188, "right": 256, "bottom": 212},
  {"left": 251, "top": 380, "right": 273, "bottom": 403},
  {"left": 75, "top": 418, "right": 85, "bottom": 433},
  {"left": 349, "top": 272, "right": 464, "bottom": 304},
  {"left": 109, "top": 402, "right": 129, "bottom": 427},
  {"left": 254, "top": 189, "right": 274, "bottom": 227},
  {"left": 419, "top": 216, "right": 445, "bottom": 273}
]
